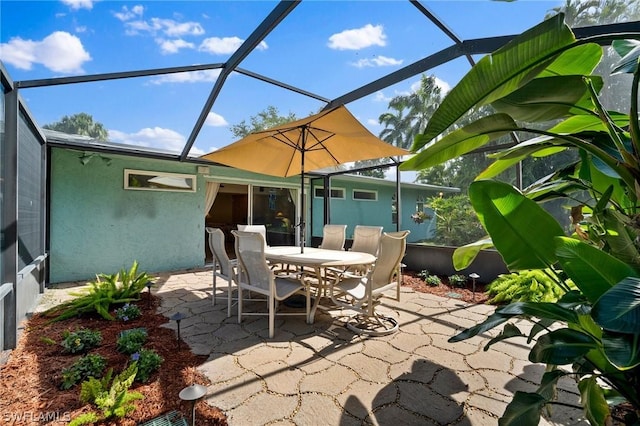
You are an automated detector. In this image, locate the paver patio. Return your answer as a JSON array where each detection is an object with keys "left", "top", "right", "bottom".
[{"left": 147, "top": 267, "right": 588, "bottom": 425}]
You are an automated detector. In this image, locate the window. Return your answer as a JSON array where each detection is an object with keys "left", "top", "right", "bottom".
[
  {"left": 124, "top": 169, "right": 196, "bottom": 192},
  {"left": 314, "top": 186, "right": 345, "bottom": 199},
  {"left": 353, "top": 189, "right": 377, "bottom": 201}
]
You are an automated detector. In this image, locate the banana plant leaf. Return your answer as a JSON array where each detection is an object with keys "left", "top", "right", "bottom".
[
  {"left": 497, "top": 301, "right": 579, "bottom": 323},
  {"left": 498, "top": 391, "right": 545, "bottom": 426},
  {"left": 529, "top": 328, "right": 597, "bottom": 365},
  {"left": 448, "top": 311, "right": 509, "bottom": 343},
  {"left": 602, "top": 210, "right": 640, "bottom": 268},
  {"left": 402, "top": 113, "right": 518, "bottom": 171},
  {"left": 592, "top": 277, "right": 640, "bottom": 334},
  {"left": 554, "top": 236, "right": 638, "bottom": 304},
  {"left": 419, "top": 13, "right": 576, "bottom": 146},
  {"left": 452, "top": 237, "right": 494, "bottom": 271},
  {"left": 492, "top": 74, "right": 603, "bottom": 122},
  {"left": 578, "top": 376, "right": 611, "bottom": 426},
  {"left": 468, "top": 180, "right": 564, "bottom": 270},
  {"left": 612, "top": 40, "right": 640, "bottom": 74},
  {"left": 483, "top": 323, "right": 524, "bottom": 351},
  {"left": 601, "top": 330, "right": 640, "bottom": 370},
  {"left": 537, "top": 369, "right": 567, "bottom": 401}
]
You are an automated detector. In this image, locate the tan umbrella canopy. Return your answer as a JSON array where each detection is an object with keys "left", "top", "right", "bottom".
[{"left": 201, "top": 105, "right": 408, "bottom": 251}]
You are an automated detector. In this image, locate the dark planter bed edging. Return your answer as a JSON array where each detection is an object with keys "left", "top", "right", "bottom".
[{"left": 403, "top": 244, "right": 509, "bottom": 283}]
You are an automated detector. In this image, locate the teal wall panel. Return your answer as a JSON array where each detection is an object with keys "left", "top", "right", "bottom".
[{"left": 50, "top": 149, "right": 206, "bottom": 283}]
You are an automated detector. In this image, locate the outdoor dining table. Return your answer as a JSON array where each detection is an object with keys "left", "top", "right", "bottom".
[{"left": 264, "top": 246, "right": 376, "bottom": 321}]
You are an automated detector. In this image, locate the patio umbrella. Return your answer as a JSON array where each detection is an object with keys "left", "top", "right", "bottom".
[{"left": 200, "top": 105, "right": 408, "bottom": 252}]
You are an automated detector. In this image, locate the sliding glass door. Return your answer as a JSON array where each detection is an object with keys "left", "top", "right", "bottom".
[{"left": 251, "top": 186, "right": 296, "bottom": 246}]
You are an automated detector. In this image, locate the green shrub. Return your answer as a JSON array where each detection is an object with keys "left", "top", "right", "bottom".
[
  {"left": 132, "top": 349, "right": 163, "bottom": 382},
  {"left": 114, "top": 303, "right": 141, "bottom": 322},
  {"left": 425, "top": 275, "right": 441, "bottom": 287},
  {"left": 61, "top": 328, "right": 102, "bottom": 354},
  {"left": 61, "top": 353, "right": 106, "bottom": 390},
  {"left": 44, "top": 261, "right": 152, "bottom": 322},
  {"left": 70, "top": 362, "right": 144, "bottom": 425},
  {"left": 486, "top": 270, "right": 566, "bottom": 305},
  {"left": 416, "top": 269, "right": 430, "bottom": 280},
  {"left": 448, "top": 274, "right": 467, "bottom": 288},
  {"left": 40, "top": 336, "right": 57, "bottom": 345},
  {"left": 116, "top": 328, "right": 148, "bottom": 355}
]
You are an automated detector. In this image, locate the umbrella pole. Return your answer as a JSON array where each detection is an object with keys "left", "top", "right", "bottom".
[{"left": 300, "top": 133, "right": 305, "bottom": 254}]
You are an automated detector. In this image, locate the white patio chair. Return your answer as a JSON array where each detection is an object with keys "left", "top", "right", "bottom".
[
  {"left": 232, "top": 230, "right": 311, "bottom": 338},
  {"left": 206, "top": 227, "right": 237, "bottom": 317},
  {"left": 318, "top": 224, "right": 347, "bottom": 251},
  {"left": 348, "top": 225, "right": 383, "bottom": 275},
  {"left": 329, "top": 231, "right": 409, "bottom": 336},
  {"left": 237, "top": 224, "right": 267, "bottom": 248},
  {"left": 385, "top": 230, "right": 411, "bottom": 301}
]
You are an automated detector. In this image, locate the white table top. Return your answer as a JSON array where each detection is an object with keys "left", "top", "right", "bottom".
[{"left": 265, "top": 246, "right": 376, "bottom": 268}]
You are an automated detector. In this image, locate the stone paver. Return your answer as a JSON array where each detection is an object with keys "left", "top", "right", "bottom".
[{"left": 41, "top": 267, "right": 588, "bottom": 425}]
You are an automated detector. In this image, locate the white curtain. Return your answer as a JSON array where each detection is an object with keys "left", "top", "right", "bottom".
[{"left": 205, "top": 182, "right": 220, "bottom": 216}]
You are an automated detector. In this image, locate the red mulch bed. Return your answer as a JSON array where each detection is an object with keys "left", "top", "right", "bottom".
[
  {"left": 402, "top": 270, "right": 490, "bottom": 304},
  {"left": 0, "top": 295, "right": 227, "bottom": 426}
]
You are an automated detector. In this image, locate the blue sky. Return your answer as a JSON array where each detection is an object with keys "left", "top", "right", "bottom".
[{"left": 1, "top": 0, "right": 564, "bottom": 158}]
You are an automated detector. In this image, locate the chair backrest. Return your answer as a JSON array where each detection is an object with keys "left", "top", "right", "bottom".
[
  {"left": 369, "top": 232, "right": 408, "bottom": 291},
  {"left": 350, "top": 225, "right": 383, "bottom": 256},
  {"left": 319, "top": 224, "right": 347, "bottom": 251},
  {"left": 232, "top": 230, "right": 271, "bottom": 291},
  {"left": 206, "top": 227, "right": 233, "bottom": 278},
  {"left": 237, "top": 224, "right": 267, "bottom": 248}
]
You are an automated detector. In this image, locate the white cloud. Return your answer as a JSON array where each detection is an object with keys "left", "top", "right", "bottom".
[
  {"left": 328, "top": 24, "right": 386, "bottom": 50},
  {"left": 373, "top": 91, "right": 392, "bottom": 103},
  {"left": 124, "top": 17, "right": 204, "bottom": 37},
  {"left": 351, "top": 55, "right": 403, "bottom": 68},
  {"left": 205, "top": 112, "right": 228, "bottom": 127},
  {"left": 199, "top": 37, "right": 267, "bottom": 55},
  {"left": 114, "top": 5, "right": 144, "bottom": 22},
  {"left": 75, "top": 25, "right": 88, "bottom": 33},
  {"left": 367, "top": 118, "right": 379, "bottom": 126},
  {"left": 61, "top": 0, "right": 94, "bottom": 10},
  {"left": 108, "top": 127, "right": 190, "bottom": 153},
  {"left": 149, "top": 69, "right": 221, "bottom": 84},
  {"left": 0, "top": 31, "right": 91, "bottom": 73},
  {"left": 157, "top": 38, "right": 194, "bottom": 54}
]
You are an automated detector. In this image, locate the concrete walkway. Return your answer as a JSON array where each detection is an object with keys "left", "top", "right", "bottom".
[{"left": 150, "top": 268, "right": 587, "bottom": 426}]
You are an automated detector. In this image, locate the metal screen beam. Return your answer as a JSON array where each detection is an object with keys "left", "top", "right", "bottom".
[{"left": 180, "top": 0, "right": 301, "bottom": 161}]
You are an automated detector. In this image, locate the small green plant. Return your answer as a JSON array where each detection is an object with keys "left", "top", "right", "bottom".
[
  {"left": 69, "top": 362, "right": 144, "bottom": 426},
  {"left": 416, "top": 269, "right": 430, "bottom": 280},
  {"left": 116, "top": 328, "right": 148, "bottom": 355},
  {"left": 448, "top": 274, "right": 467, "bottom": 288},
  {"left": 44, "top": 261, "right": 152, "bottom": 322},
  {"left": 486, "top": 270, "right": 566, "bottom": 305},
  {"left": 425, "top": 275, "right": 441, "bottom": 287},
  {"left": 132, "top": 349, "right": 163, "bottom": 382},
  {"left": 114, "top": 303, "right": 141, "bottom": 322},
  {"left": 61, "top": 353, "right": 106, "bottom": 390},
  {"left": 61, "top": 328, "right": 102, "bottom": 354},
  {"left": 39, "top": 336, "right": 57, "bottom": 345}
]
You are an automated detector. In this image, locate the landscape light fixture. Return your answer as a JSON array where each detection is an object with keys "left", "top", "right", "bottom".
[
  {"left": 179, "top": 383, "right": 207, "bottom": 426},
  {"left": 145, "top": 281, "right": 154, "bottom": 308},
  {"left": 170, "top": 312, "right": 186, "bottom": 350},
  {"left": 469, "top": 273, "right": 480, "bottom": 301}
]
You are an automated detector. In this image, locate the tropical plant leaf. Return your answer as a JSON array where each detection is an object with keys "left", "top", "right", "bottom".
[
  {"left": 492, "top": 75, "right": 603, "bottom": 122},
  {"left": 468, "top": 180, "right": 564, "bottom": 270},
  {"left": 448, "top": 312, "right": 509, "bottom": 343},
  {"left": 419, "top": 13, "right": 575, "bottom": 147},
  {"left": 498, "top": 391, "right": 546, "bottom": 426},
  {"left": 578, "top": 376, "right": 611, "bottom": 426},
  {"left": 403, "top": 113, "right": 518, "bottom": 170},
  {"left": 601, "top": 330, "right": 640, "bottom": 370},
  {"left": 592, "top": 277, "right": 640, "bottom": 334},
  {"left": 497, "top": 301, "right": 579, "bottom": 323},
  {"left": 483, "top": 323, "right": 525, "bottom": 351},
  {"left": 601, "top": 210, "right": 640, "bottom": 269},
  {"left": 537, "top": 369, "right": 566, "bottom": 401},
  {"left": 611, "top": 42, "right": 640, "bottom": 74},
  {"left": 452, "top": 237, "right": 494, "bottom": 270},
  {"left": 529, "top": 328, "right": 597, "bottom": 365},
  {"left": 554, "top": 236, "right": 638, "bottom": 304}
]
